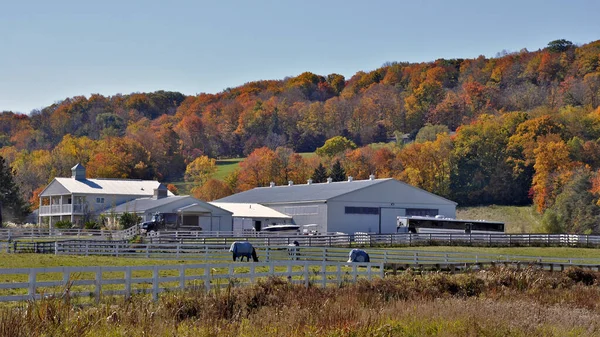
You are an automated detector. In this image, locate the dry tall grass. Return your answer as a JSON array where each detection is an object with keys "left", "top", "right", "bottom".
[{"left": 1, "top": 267, "right": 600, "bottom": 336}]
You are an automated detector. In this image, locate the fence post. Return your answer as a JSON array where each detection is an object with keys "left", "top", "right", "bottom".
[
  {"left": 152, "top": 266, "right": 159, "bottom": 301},
  {"left": 176, "top": 244, "right": 180, "bottom": 259},
  {"left": 321, "top": 262, "right": 327, "bottom": 288},
  {"left": 414, "top": 252, "right": 418, "bottom": 264},
  {"left": 94, "top": 267, "right": 102, "bottom": 303},
  {"left": 384, "top": 250, "right": 388, "bottom": 264},
  {"left": 85, "top": 242, "right": 89, "bottom": 256},
  {"left": 352, "top": 264, "right": 358, "bottom": 282},
  {"left": 179, "top": 265, "right": 185, "bottom": 291},
  {"left": 146, "top": 245, "right": 150, "bottom": 258},
  {"left": 250, "top": 264, "right": 255, "bottom": 284},
  {"left": 125, "top": 267, "right": 132, "bottom": 299},
  {"left": 337, "top": 264, "right": 342, "bottom": 285},
  {"left": 28, "top": 270, "right": 37, "bottom": 300},
  {"left": 204, "top": 268, "right": 211, "bottom": 291},
  {"left": 55, "top": 241, "right": 59, "bottom": 255},
  {"left": 304, "top": 264, "right": 309, "bottom": 287}
]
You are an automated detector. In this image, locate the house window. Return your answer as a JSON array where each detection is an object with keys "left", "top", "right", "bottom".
[
  {"left": 406, "top": 208, "right": 438, "bottom": 217},
  {"left": 96, "top": 197, "right": 105, "bottom": 204},
  {"left": 345, "top": 206, "right": 379, "bottom": 215}
]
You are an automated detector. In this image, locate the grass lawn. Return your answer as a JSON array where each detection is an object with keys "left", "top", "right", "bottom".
[
  {"left": 457, "top": 205, "right": 542, "bottom": 233},
  {"left": 214, "top": 157, "right": 244, "bottom": 180}
]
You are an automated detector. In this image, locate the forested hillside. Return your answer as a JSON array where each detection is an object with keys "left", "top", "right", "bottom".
[{"left": 2, "top": 39, "right": 600, "bottom": 232}]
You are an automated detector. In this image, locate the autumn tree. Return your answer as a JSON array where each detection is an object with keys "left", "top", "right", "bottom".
[
  {"left": 398, "top": 134, "right": 453, "bottom": 197},
  {"left": 415, "top": 123, "right": 450, "bottom": 143},
  {"left": 185, "top": 155, "right": 217, "bottom": 187},
  {"left": 192, "top": 179, "right": 233, "bottom": 201},
  {"left": 531, "top": 139, "right": 576, "bottom": 213},
  {"left": 316, "top": 136, "right": 357, "bottom": 158},
  {"left": 542, "top": 168, "right": 599, "bottom": 233}
]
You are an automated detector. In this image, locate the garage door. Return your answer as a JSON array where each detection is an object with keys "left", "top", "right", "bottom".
[{"left": 379, "top": 208, "right": 405, "bottom": 234}]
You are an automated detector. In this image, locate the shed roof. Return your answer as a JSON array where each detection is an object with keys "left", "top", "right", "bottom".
[
  {"left": 216, "top": 178, "right": 390, "bottom": 203},
  {"left": 48, "top": 177, "right": 172, "bottom": 196},
  {"left": 210, "top": 202, "right": 292, "bottom": 219},
  {"left": 109, "top": 196, "right": 190, "bottom": 213}
]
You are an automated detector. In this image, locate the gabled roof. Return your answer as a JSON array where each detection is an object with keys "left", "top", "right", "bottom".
[
  {"left": 210, "top": 202, "right": 292, "bottom": 219},
  {"left": 109, "top": 196, "right": 190, "bottom": 213},
  {"left": 216, "top": 178, "right": 390, "bottom": 203},
  {"left": 46, "top": 177, "right": 172, "bottom": 196}
]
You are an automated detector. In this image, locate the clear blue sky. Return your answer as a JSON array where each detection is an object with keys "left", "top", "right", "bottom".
[{"left": 1, "top": 0, "right": 599, "bottom": 114}]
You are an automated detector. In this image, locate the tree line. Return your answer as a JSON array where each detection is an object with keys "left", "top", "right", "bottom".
[{"left": 1, "top": 39, "right": 600, "bottom": 232}]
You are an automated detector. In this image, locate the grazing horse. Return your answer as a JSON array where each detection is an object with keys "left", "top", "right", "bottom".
[
  {"left": 229, "top": 241, "right": 259, "bottom": 262},
  {"left": 347, "top": 249, "right": 370, "bottom": 263}
]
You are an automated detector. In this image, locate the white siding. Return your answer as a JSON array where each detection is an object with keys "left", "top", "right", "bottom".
[
  {"left": 326, "top": 180, "right": 456, "bottom": 234},
  {"left": 267, "top": 202, "right": 328, "bottom": 234}
]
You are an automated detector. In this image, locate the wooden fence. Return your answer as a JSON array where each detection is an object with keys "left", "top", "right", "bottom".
[
  {"left": 4, "top": 228, "right": 600, "bottom": 248},
  {"left": 49, "top": 241, "right": 600, "bottom": 266},
  {"left": 0, "top": 261, "right": 384, "bottom": 303}
]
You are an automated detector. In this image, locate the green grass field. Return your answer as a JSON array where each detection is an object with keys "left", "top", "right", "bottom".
[{"left": 457, "top": 205, "right": 542, "bottom": 233}]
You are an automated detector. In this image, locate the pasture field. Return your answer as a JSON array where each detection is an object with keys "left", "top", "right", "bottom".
[
  {"left": 393, "top": 246, "right": 600, "bottom": 259},
  {"left": 457, "top": 204, "right": 542, "bottom": 233},
  {"left": 1, "top": 267, "right": 599, "bottom": 336}
]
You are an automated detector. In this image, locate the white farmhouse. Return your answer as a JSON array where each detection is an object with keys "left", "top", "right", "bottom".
[
  {"left": 38, "top": 164, "right": 173, "bottom": 227},
  {"left": 215, "top": 176, "right": 457, "bottom": 234}
]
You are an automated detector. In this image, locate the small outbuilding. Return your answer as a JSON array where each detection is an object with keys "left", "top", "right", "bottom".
[
  {"left": 106, "top": 192, "right": 232, "bottom": 231},
  {"left": 210, "top": 202, "right": 293, "bottom": 233}
]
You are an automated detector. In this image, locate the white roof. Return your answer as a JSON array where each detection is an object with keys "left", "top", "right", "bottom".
[
  {"left": 53, "top": 177, "right": 171, "bottom": 196},
  {"left": 209, "top": 202, "right": 292, "bottom": 219}
]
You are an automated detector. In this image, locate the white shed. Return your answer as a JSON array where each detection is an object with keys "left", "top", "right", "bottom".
[{"left": 210, "top": 202, "right": 293, "bottom": 232}]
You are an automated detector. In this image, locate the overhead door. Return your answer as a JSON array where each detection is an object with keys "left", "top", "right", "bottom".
[{"left": 379, "top": 208, "right": 405, "bottom": 233}]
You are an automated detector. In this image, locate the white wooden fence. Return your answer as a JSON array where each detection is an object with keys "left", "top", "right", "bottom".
[
  {"left": 4, "top": 228, "right": 600, "bottom": 248},
  {"left": 0, "top": 261, "right": 384, "bottom": 302},
  {"left": 51, "top": 241, "right": 600, "bottom": 266}
]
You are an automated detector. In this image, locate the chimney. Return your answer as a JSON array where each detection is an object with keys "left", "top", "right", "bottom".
[
  {"left": 71, "top": 163, "right": 86, "bottom": 180},
  {"left": 327, "top": 177, "right": 333, "bottom": 184},
  {"left": 307, "top": 179, "right": 313, "bottom": 185},
  {"left": 269, "top": 182, "right": 275, "bottom": 188},
  {"left": 288, "top": 181, "right": 294, "bottom": 186},
  {"left": 348, "top": 176, "right": 353, "bottom": 182},
  {"left": 369, "top": 174, "right": 375, "bottom": 180},
  {"left": 153, "top": 184, "right": 168, "bottom": 199}
]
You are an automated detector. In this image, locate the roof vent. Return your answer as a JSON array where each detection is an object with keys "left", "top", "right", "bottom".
[
  {"left": 153, "top": 184, "right": 168, "bottom": 199},
  {"left": 269, "top": 182, "right": 275, "bottom": 188},
  {"left": 369, "top": 174, "right": 375, "bottom": 180},
  {"left": 348, "top": 176, "right": 353, "bottom": 182},
  {"left": 288, "top": 181, "right": 294, "bottom": 186},
  {"left": 327, "top": 177, "right": 333, "bottom": 184},
  {"left": 71, "top": 163, "right": 86, "bottom": 180},
  {"left": 307, "top": 179, "right": 313, "bottom": 185}
]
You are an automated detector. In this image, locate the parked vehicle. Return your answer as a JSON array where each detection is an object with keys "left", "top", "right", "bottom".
[{"left": 140, "top": 213, "right": 165, "bottom": 234}]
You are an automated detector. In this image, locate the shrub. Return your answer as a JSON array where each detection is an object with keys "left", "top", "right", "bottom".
[
  {"left": 53, "top": 220, "right": 72, "bottom": 229},
  {"left": 119, "top": 212, "right": 141, "bottom": 229}
]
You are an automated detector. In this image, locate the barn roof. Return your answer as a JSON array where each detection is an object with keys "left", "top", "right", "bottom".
[
  {"left": 109, "top": 196, "right": 190, "bottom": 213},
  {"left": 215, "top": 178, "right": 457, "bottom": 205},
  {"left": 216, "top": 178, "right": 391, "bottom": 204}
]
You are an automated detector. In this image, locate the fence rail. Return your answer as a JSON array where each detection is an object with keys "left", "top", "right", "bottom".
[
  {"left": 4, "top": 229, "right": 600, "bottom": 248},
  {"left": 48, "top": 241, "right": 600, "bottom": 266},
  {"left": 0, "top": 261, "right": 384, "bottom": 303}
]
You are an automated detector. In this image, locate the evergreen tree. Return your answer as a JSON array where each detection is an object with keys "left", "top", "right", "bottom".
[
  {"left": 311, "top": 163, "right": 328, "bottom": 183},
  {"left": 0, "top": 156, "right": 30, "bottom": 224},
  {"left": 329, "top": 160, "right": 347, "bottom": 182}
]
